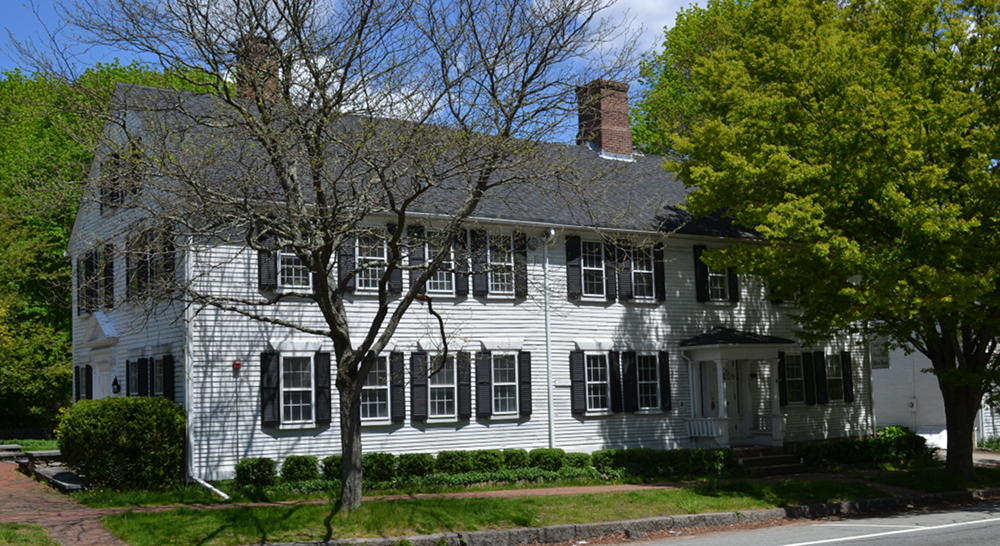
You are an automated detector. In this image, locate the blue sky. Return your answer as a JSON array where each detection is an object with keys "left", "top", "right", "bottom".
[{"left": 2, "top": 0, "right": 683, "bottom": 74}]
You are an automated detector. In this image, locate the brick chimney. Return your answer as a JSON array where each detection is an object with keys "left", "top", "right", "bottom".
[
  {"left": 576, "top": 79, "right": 632, "bottom": 157},
  {"left": 235, "top": 35, "right": 284, "bottom": 101}
]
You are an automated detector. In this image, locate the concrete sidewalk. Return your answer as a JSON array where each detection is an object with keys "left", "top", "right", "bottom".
[{"left": 4, "top": 451, "right": 1000, "bottom": 546}]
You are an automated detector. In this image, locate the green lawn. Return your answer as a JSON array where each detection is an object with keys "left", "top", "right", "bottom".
[
  {"left": 102, "top": 480, "right": 886, "bottom": 546},
  {"left": 0, "top": 439, "right": 57, "bottom": 451},
  {"left": 0, "top": 523, "right": 59, "bottom": 546},
  {"left": 864, "top": 467, "right": 1000, "bottom": 494}
]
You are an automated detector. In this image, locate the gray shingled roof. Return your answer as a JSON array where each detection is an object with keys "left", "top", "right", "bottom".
[
  {"left": 109, "top": 84, "right": 756, "bottom": 238},
  {"left": 679, "top": 327, "right": 796, "bottom": 347}
]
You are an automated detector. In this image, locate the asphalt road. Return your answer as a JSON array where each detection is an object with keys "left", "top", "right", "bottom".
[{"left": 640, "top": 500, "right": 1000, "bottom": 545}]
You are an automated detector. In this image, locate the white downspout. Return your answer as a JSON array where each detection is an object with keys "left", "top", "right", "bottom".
[
  {"left": 183, "top": 238, "right": 197, "bottom": 483},
  {"left": 543, "top": 228, "right": 556, "bottom": 449}
]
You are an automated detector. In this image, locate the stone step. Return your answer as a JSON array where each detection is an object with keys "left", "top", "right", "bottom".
[{"left": 0, "top": 444, "right": 22, "bottom": 452}]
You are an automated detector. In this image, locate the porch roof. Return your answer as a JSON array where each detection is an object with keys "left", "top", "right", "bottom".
[
  {"left": 680, "top": 327, "right": 795, "bottom": 362},
  {"left": 680, "top": 327, "right": 795, "bottom": 348}
]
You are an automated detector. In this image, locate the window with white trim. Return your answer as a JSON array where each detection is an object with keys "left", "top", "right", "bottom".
[
  {"left": 153, "top": 358, "right": 165, "bottom": 396},
  {"left": 128, "top": 361, "right": 139, "bottom": 396},
  {"left": 429, "top": 355, "right": 456, "bottom": 417},
  {"left": 708, "top": 265, "right": 729, "bottom": 300},
  {"left": 582, "top": 241, "right": 605, "bottom": 297},
  {"left": 632, "top": 247, "right": 655, "bottom": 300},
  {"left": 585, "top": 353, "right": 610, "bottom": 411},
  {"left": 488, "top": 234, "right": 514, "bottom": 295},
  {"left": 361, "top": 356, "right": 390, "bottom": 419},
  {"left": 356, "top": 234, "right": 387, "bottom": 291},
  {"left": 492, "top": 353, "right": 518, "bottom": 415},
  {"left": 636, "top": 354, "right": 660, "bottom": 409},
  {"left": 426, "top": 232, "right": 455, "bottom": 294},
  {"left": 785, "top": 354, "right": 805, "bottom": 403},
  {"left": 278, "top": 250, "right": 311, "bottom": 290},
  {"left": 281, "top": 355, "right": 314, "bottom": 423},
  {"left": 826, "top": 354, "right": 844, "bottom": 401}
]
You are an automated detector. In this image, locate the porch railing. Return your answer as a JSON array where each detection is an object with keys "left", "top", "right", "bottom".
[{"left": 686, "top": 418, "right": 726, "bottom": 438}]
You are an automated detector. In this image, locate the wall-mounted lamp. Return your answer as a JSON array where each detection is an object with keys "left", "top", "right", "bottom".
[
  {"left": 232, "top": 361, "right": 242, "bottom": 370},
  {"left": 112, "top": 377, "right": 121, "bottom": 394}
]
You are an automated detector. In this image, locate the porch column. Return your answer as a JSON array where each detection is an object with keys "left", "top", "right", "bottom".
[
  {"left": 769, "top": 357, "right": 784, "bottom": 444},
  {"left": 716, "top": 359, "right": 726, "bottom": 419},
  {"left": 689, "top": 358, "right": 700, "bottom": 418}
]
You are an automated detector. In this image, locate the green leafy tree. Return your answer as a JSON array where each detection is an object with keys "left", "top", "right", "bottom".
[
  {"left": 636, "top": 0, "right": 1000, "bottom": 478},
  {"left": 0, "top": 63, "right": 206, "bottom": 430}
]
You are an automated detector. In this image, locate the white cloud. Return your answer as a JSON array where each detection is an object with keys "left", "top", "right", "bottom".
[{"left": 604, "top": 0, "right": 689, "bottom": 56}]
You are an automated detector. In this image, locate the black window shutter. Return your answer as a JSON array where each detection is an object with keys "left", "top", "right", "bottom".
[
  {"left": 778, "top": 352, "right": 788, "bottom": 407},
  {"left": 454, "top": 230, "right": 470, "bottom": 296},
  {"left": 617, "top": 246, "right": 633, "bottom": 301},
  {"left": 814, "top": 351, "right": 829, "bottom": 404},
  {"left": 653, "top": 246, "right": 666, "bottom": 302},
  {"left": 609, "top": 351, "right": 623, "bottom": 413},
  {"left": 802, "top": 352, "right": 817, "bottom": 405},
  {"left": 390, "top": 352, "right": 406, "bottom": 422},
  {"left": 476, "top": 351, "right": 492, "bottom": 418},
  {"left": 162, "top": 355, "right": 175, "bottom": 401},
  {"left": 566, "top": 236, "right": 582, "bottom": 299},
  {"left": 161, "top": 230, "right": 176, "bottom": 284},
  {"left": 457, "top": 351, "right": 472, "bottom": 419},
  {"left": 138, "top": 357, "right": 150, "bottom": 397},
  {"left": 603, "top": 243, "right": 616, "bottom": 302},
  {"left": 136, "top": 242, "right": 149, "bottom": 296},
  {"left": 842, "top": 351, "right": 855, "bottom": 403},
  {"left": 622, "top": 351, "right": 638, "bottom": 412},
  {"left": 85, "top": 365, "right": 93, "bottom": 399},
  {"left": 258, "top": 245, "right": 277, "bottom": 291},
  {"left": 315, "top": 352, "right": 332, "bottom": 425},
  {"left": 659, "top": 351, "right": 672, "bottom": 411},
  {"left": 470, "top": 230, "right": 488, "bottom": 296},
  {"left": 518, "top": 351, "right": 532, "bottom": 417},
  {"left": 261, "top": 352, "right": 280, "bottom": 426},
  {"left": 76, "top": 259, "right": 85, "bottom": 315},
  {"left": 408, "top": 226, "right": 426, "bottom": 295},
  {"left": 693, "top": 245, "right": 709, "bottom": 302},
  {"left": 410, "top": 352, "right": 428, "bottom": 422},
  {"left": 514, "top": 231, "right": 528, "bottom": 298},
  {"left": 570, "top": 350, "right": 586, "bottom": 414},
  {"left": 338, "top": 236, "right": 356, "bottom": 293},
  {"left": 727, "top": 268, "right": 740, "bottom": 303},
  {"left": 386, "top": 224, "right": 403, "bottom": 294},
  {"left": 125, "top": 360, "right": 131, "bottom": 397},
  {"left": 73, "top": 367, "right": 80, "bottom": 402},
  {"left": 85, "top": 250, "right": 98, "bottom": 311},
  {"left": 103, "top": 244, "right": 114, "bottom": 308}
]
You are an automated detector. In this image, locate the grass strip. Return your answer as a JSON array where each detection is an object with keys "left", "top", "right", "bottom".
[
  {"left": 102, "top": 480, "right": 885, "bottom": 546},
  {"left": 0, "top": 439, "right": 58, "bottom": 451},
  {"left": 0, "top": 523, "right": 60, "bottom": 546},
  {"left": 864, "top": 467, "right": 1000, "bottom": 494}
]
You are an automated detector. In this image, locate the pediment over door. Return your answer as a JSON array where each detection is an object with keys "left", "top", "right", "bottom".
[{"left": 85, "top": 311, "right": 119, "bottom": 350}]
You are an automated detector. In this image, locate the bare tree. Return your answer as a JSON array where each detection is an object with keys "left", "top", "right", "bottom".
[{"left": 32, "top": 0, "right": 640, "bottom": 510}]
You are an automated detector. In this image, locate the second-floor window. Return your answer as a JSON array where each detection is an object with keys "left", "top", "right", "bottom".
[
  {"left": 278, "top": 250, "right": 311, "bottom": 290},
  {"left": 488, "top": 234, "right": 515, "bottom": 295},
  {"left": 357, "top": 234, "right": 387, "bottom": 291},
  {"left": 582, "top": 241, "right": 605, "bottom": 297},
  {"left": 426, "top": 232, "right": 455, "bottom": 294},
  {"left": 78, "top": 245, "right": 114, "bottom": 313},
  {"left": 631, "top": 247, "right": 655, "bottom": 300},
  {"left": 708, "top": 265, "right": 729, "bottom": 300}
]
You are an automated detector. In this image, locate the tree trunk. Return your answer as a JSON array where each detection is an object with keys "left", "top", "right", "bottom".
[
  {"left": 338, "top": 385, "right": 363, "bottom": 512},
  {"left": 938, "top": 377, "right": 981, "bottom": 479}
]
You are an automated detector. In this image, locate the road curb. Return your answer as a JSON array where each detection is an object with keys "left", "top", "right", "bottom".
[{"left": 259, "top": 487, "right": 1000, "bottom": 546}]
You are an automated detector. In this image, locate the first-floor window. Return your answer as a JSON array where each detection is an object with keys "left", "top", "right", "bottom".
[
  {"left": 282, "top": 356, "right": 314, "bottom": 423},
  {"left": 492, "top": 353, "right": 518, "bottom": 415},
  {"left": 826, "top": 353, "right": 844, "bottom": 401},
  {"left": 361, "top": 356, "right": 390, "bottom": 419},
  {"left": 153, "top": 358, "right": 165, "bottom": 396},
  {"left": 785, "top": 354, "right": 805, "bottom": 403},
  {"left": 128, "top": 360, "right": 139, "bottom": 396},
  {"left": 636, "top": 354, "right": 660, "bottom": 409},
  {"left": 278, "top": 250, "right": 311, "bottom": 290},
  {"left": 586, "top": 353, "right": 610, "bottom": 411},
  {"left": 429, "top": 355, "right": 456, "bottom": 417}
]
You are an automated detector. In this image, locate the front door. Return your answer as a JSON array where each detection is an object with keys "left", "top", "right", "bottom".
[{"left": 724, "top": 361, "right": 752, "bottom": 443}]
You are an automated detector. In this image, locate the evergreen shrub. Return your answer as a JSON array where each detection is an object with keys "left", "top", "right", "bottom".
[
  {"left": 363, "top": 452, "right": 397, "bottom": 481},
  {"left": 470, "top": 449, "right": 504, "bottom": 472},
  {"left": 436, "top": 450, "right": 473, "bottom": 474},
  {"left": 235, "top": 458, "right": 277, "bottom": 487},
  {"left": 281, "top": 455, "right": 319, "bottom": 482},
  {"left": 529, "top": 448, "right": 565, "bottom": 471},
  {"left": 397, "top": 453, "right": 436, "bottom": 478},
  {"left": 321, "top": 455, "right": 342, "bottom": 480},
  {"left": 503, "top": 448, "right": 530, "bottom": 469},
  {"left": 564, "top": 452, "right": 592, "bottom": 468}
]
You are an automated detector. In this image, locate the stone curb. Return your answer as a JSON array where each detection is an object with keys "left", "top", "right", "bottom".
[{"left": 263, "top": 487, "right": 1000, "bottom": 546}]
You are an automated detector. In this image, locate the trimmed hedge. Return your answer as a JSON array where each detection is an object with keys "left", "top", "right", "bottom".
[
  {"left": 57, "top": 397, "right": 186, "bottom": 491},
  {"left": 801, "top": 426, "right": 936, "bottom": 469},
  {"left": 282, "top": 455, "right": 319, "bottom": 482},
  {"left": 236, "top": 458, "right": 277, "bottom": 487},
  {"left": 592, "top": 447, "right": 737, "bottom": 477},
  {"left": 470, "top": 449, "right": 504, "bottom": 472},
  {"left": 565, "top": 452, "right": 592, "bottom": 468},
  {"left": 503, "top": 448, "right": 530, "bottom": 469},
  {"left": 529, "top": 448, "right": 565, "bottom": 471},
  {"left": 321, "top": 455, "right": 342, "bottom": 480},
  {"left": 363, "top": 452, "right": 397, "bottom": 481},
  {"left": 436, "top": 450, "right": 473, "bottom": 474},
  {"left": 398, "top": 453, "right": 436, "bottom": 478}
]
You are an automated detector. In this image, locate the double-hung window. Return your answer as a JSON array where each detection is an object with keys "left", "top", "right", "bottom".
[
  {"left": 585, "top": 353, "right": 610, "bottom": 411},
  {"left": 357, "top": 234, "right": 387, "bottom": 291},
  {"left": 128, "top": 360, "right": 139, "bottom": 396},
  {"left": 492, "top": 353, "right": 518, "bottom": 415},
  {"left": 784, "top": 354, "right": 806, "bottom": 404},
  {"left": 826, "top": 354, "right": 844, "bottom": 402},
  {"left": 426, "top": 232, "right": 455, "bottom": 294},
  {"left": 281, "top": 355, "right": 314, "bottom": 424},
  {"left": 488, "top": 234, "right": 514, "bottom": 295},
  {"left": 708, "top": 265, "right": 729, "bottom": 300},
  {"left": 153, "top": 358, "right": 165, "bottom": 396},
  {"left": 78, "top": 245, "right": 114, "bottom": 312},
  {"left": 636, "top": 354, "right": 660, "bottom": 409},
  {"left": 361, "top": 356, "right": 390, "bottom": 420},
  {"left": 429, "top": 355, "right": 457, "bottom": 418},
  {"left": 582, "top": 241, "right": 605, "bottom": 297},
  {"left": 278, "top": 250, "right": 311, "bottom": 290},
  {"left": 631, "top": 247, "right": 655, "bottom": 301}
]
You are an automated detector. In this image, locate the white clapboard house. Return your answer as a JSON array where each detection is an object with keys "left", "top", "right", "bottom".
[{"left": 69, "top": 81, "right": 875, "bottom": 481}]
